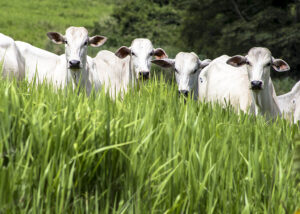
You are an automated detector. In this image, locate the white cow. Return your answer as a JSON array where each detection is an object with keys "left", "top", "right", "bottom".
[
  {"left": 47, "top": 26, "right": 107, "bottom": 94},
  {"left": 277, "top": 81, "right": 300, "bottom": 121},
  {"left": 226, "top": 47, "right": 290, "bottom": 118},
  {"left": 94, "top": 38, "right": 167, "bottom": 98},
  {"left": 15, "top": 41, "right": 66, "bottom": 86},
  {"left": 294, "top": 98, "right": 300, "bottom": 123},
  {"left": 151, "top": 52, "right": 211, "bottom": 99},
  {"left": 198, "top": 55, "right": 251, "bottom": 111},
  {"left": 199, "top": 47, "right": 289, "bottom": 119},
  {"left": 0, "top": 33, "right": 25, "bottom": 80}
]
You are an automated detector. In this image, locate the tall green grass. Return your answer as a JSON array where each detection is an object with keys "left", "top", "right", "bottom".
[{"left": 0, "top": 76, "right": 299, "bottom": 213}]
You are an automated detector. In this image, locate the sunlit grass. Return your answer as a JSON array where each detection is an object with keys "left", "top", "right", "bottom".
[
  {"left": 0, "top": 0, "right": 113, "bottom": 49},
  {"left": 0, "top": 76, "right": 299, "bottom": 213}
]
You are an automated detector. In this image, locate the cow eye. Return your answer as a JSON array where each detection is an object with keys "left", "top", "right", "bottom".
[
  {"left": 193, "top": 69, "right": 198, "bottom": 74},
  {"left": 175, "top": 68, "right": 179, "bottom": 73},
  {"left": 84, "top": 41, "right": 88, "bottom": 46},
  {"left": 149, "top": 51, "right": 154, "bottom": 56},
  {"left": 246, "top": 60, "right": 251, "bottom": 66},
  {"left": 64, "top": 40, "right": 68, "bottom": 45},
  {"left": 266, "top": 62, "right": 271, "bottom": 66},
  {"left": 132, "top": 52, "right": 136, "bottom": 56}
]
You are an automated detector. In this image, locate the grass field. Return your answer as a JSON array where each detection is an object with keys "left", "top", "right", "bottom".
[
  {"left": 0, "top": 0, "right": 113, "bottom": 49},
  {"left": 0, "top": 76, "right": 299, "bottom": 213},
  {"left": 0, "top": 1, "right": 300, "bottom": 212}
]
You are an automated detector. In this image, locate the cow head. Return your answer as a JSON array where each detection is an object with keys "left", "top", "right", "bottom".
[
  {"left": 47, "top": 27, "right": 107, "bottom": 70},
  {"left": 115, "top": 38, "right": 167, "bottom": 80},
  {"left": 226, "top": 47, "right": 290, "bottom": 91},
  {"left": 152, "top": 52, "right": 210, "bottom": 97}
]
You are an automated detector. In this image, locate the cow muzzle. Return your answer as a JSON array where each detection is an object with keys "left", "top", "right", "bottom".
[
  {"left": 178, "top": 90, "right": 189, "bottom": 97},
  {"left": 138, "top": 72, "right": 150, "bottom": 80},
  {"left": 250, "top": 80, "right": 263, "bottom": 91},
  {"left": 69, "top": 60, "right": 81, "bottom": 69}
]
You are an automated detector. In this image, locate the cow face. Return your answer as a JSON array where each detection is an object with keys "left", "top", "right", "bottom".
[
  {"left": 47, "top": 27, "right": 106, "bottom": 70},
  {"left": 115, "top": 38, "right": 167, "bottom": 80},
  {"left": 226, "top": 47, "right": 290, "bottom": 91},
  {"left": 152, "top": 52, "right": 210, "bottom": 97}
]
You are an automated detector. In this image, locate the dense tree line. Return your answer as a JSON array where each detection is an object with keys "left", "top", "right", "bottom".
[
  {"left": 92, "top": 0, "right": 300, "bottom": 78},
  {"left": 182, "top": 0, "right": 300, "bottom": 78}
]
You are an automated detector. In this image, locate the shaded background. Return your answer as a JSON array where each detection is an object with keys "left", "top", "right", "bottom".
[{"left": 1, "top": 0, "right": 299, "bottom": 93}]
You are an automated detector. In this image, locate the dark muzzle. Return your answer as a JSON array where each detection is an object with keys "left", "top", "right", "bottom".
[
  {"left": 69, "top": 60, "right": 81, "bottom": 69},
  {"left": 139, "top": 72, "right": 150, "bottom": 80},
  {"left": 178, "top": 90, "right": 189, "bottom": 97},
  {"left": 251, "top": 80, "right": 262, "bottom": 90}
]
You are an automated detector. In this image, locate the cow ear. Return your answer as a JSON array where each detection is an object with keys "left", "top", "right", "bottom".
[
  {"left": 89, "top": 36, "right": 107, "bottom": 47},
  {"left": 115, "top": 46, "right": 131, "bottom": 59},
  {"left": 226, "top": 55, "right": 247, "bottom": 67},
  {"left": 153, "top": 48, "right": 168, "bottom": 59},
  {"left": 199, "top": 59, "right": 211, "bottom": 69},
  {"left": 151, "top": 58, "right": 175, "bottom": 69},
  {"left": 272, "top": 58, "right": 290, "bottom": 72},
  {"left": 47, "top": 32, "right": 65, "bottom": 44}
]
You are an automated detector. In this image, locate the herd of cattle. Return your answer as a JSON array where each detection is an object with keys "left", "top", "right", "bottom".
[{"left": 0, "top": 26, "right": 299, "bottom": 123}]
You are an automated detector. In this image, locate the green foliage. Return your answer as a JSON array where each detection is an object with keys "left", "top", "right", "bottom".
[
  {"left": 273, "top": 77, "right": 298, "bottom": 95},
  {"left": 0, "top": 0, "right": 113, "bottom": 50},
  {"left": 294, "top": 135, "right": 300, "bottom": 176},
  {"left": 0, "top": 77, "right": 299, "bottom": 213},
  {"left": 91, "top": 0, "right": 182, "bottom": 52},
  {"left": 0, "top": 1, "right": 300, "bottom": 212},
  {"left": 181, "top": 0, "right": 300, "bottom": 79}
]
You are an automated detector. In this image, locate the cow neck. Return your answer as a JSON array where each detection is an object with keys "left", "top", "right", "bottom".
[
  {"left": 67, "top": 57, "right": 89, "bottom": 92},
  {"left": 290, "top": 81, "right": 300, "bottom": 99},
  {"left": 128, "top": 55, "right": 138, "bottom": 88},
  {"left": 193, "top": 76, "right": 199, "bottom": 100},
  {"left": 250, "top": 77, "right": 280, "bottom": 119}
]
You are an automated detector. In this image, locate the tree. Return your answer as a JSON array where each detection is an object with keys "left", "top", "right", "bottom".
[
  {"left": 181, "top": 0, "right": 300, "bottom": 78},
  {"left": 91, "top": 0, "right": 181, "bottom": 49}
]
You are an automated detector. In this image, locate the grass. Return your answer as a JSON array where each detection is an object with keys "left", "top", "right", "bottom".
[
  {"left": 0, "top": 75, "right": 299, "bottom": 213},
  {"left": 0, "top": 0, "right": 113, "bottom": 49}
]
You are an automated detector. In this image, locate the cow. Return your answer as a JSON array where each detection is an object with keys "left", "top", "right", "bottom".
[
  {"left": 199, "top": 47, "right": 290, "bottom": 119},
  {"left": 15, "top": 41, "right": 66, "bottom": 86},
  {"left": 46, "top": 26, "right": 107, "bottom": 94},
  {"left": 94, "top": 38, "right": 167, "bottom": 98},
  {"left": 198, "top": 55, "right": 251, "bottom": 111},
  {"left": 151, "top": 52, "right": 211, "bottom": 99},
  {"left": 226, "top": 47, "right": 290, "bottom": 119},
  {"left": 277, "top": 81, "right": 300, "bottom": 122},
  {"left": 0, "top": 33, "right": 25, "bottom": 80}
]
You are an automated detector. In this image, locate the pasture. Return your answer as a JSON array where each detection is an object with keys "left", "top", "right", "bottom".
[
  {"left": 0, "top": 76, "right": 299, "bottom": 213},
  {"left": 1, "top": 0, "right": 300, "bottom": 213},
  {"left": 0, "top": 0, "right": 112, "bottom": 49}
]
